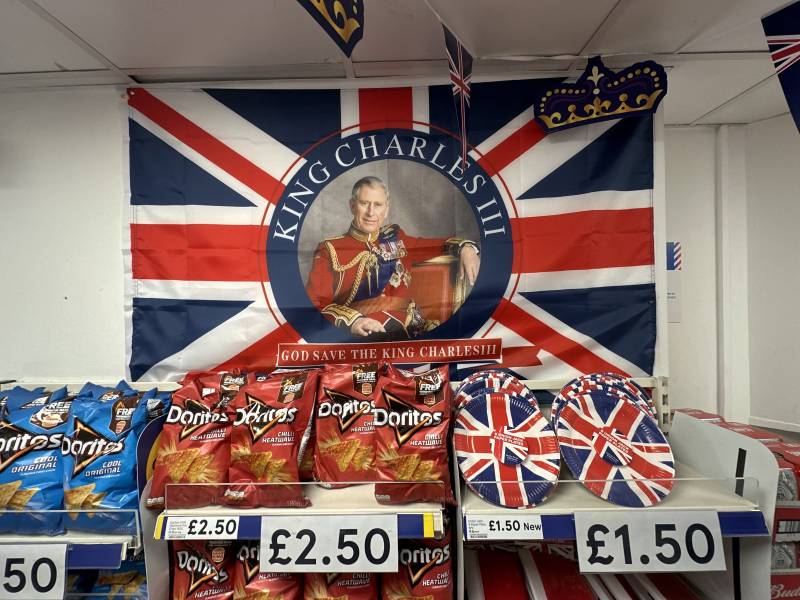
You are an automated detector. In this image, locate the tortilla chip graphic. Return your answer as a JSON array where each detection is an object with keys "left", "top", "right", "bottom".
[
  {"left": 162, "top": 448, "right": 201, "bottom": 483},
  {"left": 352, "top": 446, "right": 374, "bottom": 471},
  {"left": 65, "top": 483, "right": 95, "bottom": 510},
  {"left": 234, "top": 451, "right": 273, "bottom": 479},
  {"left": 412, "top": 460, "right": 435, "bottom": 481},
  {"left": 393, "top": 454, "right": 422, "bottom": 480},
  {"left": 322, "top": 439, "right": 360, "bottom": 471},
  {"left": 7, "top": 487, "right": 38, "bottom": 510},
  {"left": 185, "top": 454, "right": 214, "bottom": 483},
  {"left": 0, "top": 480, "right": 22, "bottom": 508},
  {"left": 264, "top": 459, "right": 286, "bottom": 482}
]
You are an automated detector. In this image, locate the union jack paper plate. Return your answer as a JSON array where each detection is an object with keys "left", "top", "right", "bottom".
[
  {"left": 551, "top": 374, "right": 655, "bottom": 429},
  {"left": 455, "top": 369, "right": 517, "bottom": 395},
  {"left": 455, "top": 376, "right": 537, "bottom": 409},
  {"left": 557, "top": 392, "right": 675, "bottom": 507},
  {"left": 455, "top": 393, "right": 560, "bottom": 509}
]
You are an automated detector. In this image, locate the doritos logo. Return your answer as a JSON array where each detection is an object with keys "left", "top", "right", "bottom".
[
  {"left": 236, "top": 544, "right": 259, "bottom": 584},
  {"left": 166, "top": 400, "right": 230, "bottom": 441},
  {"left": 399, "top": 545, "right": 451, "bottom": 586},
  {"left": 318, "top": 389, "right": 373, "bottom": 433},
  {"left": 234, "top": 395, "right": 297, "bottom": 441},
  {"left": 63, "top": 418, "right": 124, "bottom": 475},
  {"left": 0, "top": 421, "right": 60, "bottom": 471},
  {"left": 375, "top": 391, "right": 443, "bottom": 446},
  {"left": 175, "top": 550, "right": 229, "bottom": 595}
]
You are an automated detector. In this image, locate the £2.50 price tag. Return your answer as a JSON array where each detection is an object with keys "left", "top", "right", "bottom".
[
  {"left": 0, "top": 544, "right": 66, "bottom": 600},
  {"left": 574, "top": 510, "right": 726, "bottom": 573},
  {"left": 261, "top": 514, "right": 397, "bottom": 572},
  {"left": 164, "top": 516, "right": 239, "bottom": 540}
]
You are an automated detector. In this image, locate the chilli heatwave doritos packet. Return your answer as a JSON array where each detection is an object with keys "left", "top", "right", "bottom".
[
  {"left": 304, "top": 573, "right": 378, "bottom": 600},
  {"left": 374, "top": 366, "right": 455, "bottom": 505},
  {"left": 62, "top": 388, "right": 149, "bottom": 532},
  {"left": 226, "top": 370, "right": 317, "bottom": 508},
  {"left": 148, "top": 375, "right": 234, "bottom": 510},
  {"left": 314, "top": 363, "right": 384, "bottom": 486},
  {"left": 171, "top": 540, "right": 235, "bottom": 600},
  {"left": 382, "top": 531, "right": 453, "bottom": 600},
  {"left": 233, "top": 541, "right": 302, "bottom": 600},
  {"left": 0, "top": 387, "right": 72, "bottom": 535}
]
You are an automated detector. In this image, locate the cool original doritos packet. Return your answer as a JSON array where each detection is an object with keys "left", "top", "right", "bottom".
[
  {"left": 148, "top": 374, "right": 236, "bottom": 510},
  {"left": 375, "top": 365, "right": 455, "bottom": 505},
  {"left": 0, "top": 386, "right": 72, "bottom": 535},
  {"left": 62, "top": 387, "right": 149, "bottom": 532},
  {"left": 225, "top": 370, "right": 317, "bottom": 508}
]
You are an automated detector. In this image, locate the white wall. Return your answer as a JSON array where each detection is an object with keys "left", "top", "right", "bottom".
[
  {"left": 746, "top": 114, "right": 800, "bottom": 431},
  {"left": 0, "top": 88, "right": 126, "bottom": 381},
  {"left": 0, "top": 88, "right": 721, "bottom": 401},
  {"left": 664, "top": 127, "right": 719, "bottom": 412}
]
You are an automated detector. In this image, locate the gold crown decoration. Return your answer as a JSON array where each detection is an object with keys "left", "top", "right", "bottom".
[{"left": 534, "top": 56, "right": 667, "bottom": 132}]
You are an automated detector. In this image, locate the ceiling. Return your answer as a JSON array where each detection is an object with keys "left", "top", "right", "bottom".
[{"left": 0, "top": 0, "right": 790, "bottom": 125}]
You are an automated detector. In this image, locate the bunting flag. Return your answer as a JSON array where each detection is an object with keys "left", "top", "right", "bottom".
[
  {"left": 762, "top": 1, "right": 800, "bottom": 130},
  {"left": 443, "top": 25, "right": 473, "bottom": 168},
  {"left": 124, "top": 80, "right": 659, "bottom": 382},
  {"left": 296, "top": 0, "right": 364, "bottom": 57}
]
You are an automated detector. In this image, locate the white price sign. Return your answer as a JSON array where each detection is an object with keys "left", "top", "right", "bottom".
[
  {"left": 574, "top": 510, "right": 726, "bottom": 573},
  {"left": 260, "top": 514, "right": 397, "bottom": 572},
  {"left": 0, "top": 544, "right": 66, "bottom": 600},
  {"left": 465, "top": 515, "right": 544, "bottom": 540},
  {"left": 165, "top": 516, "right": 240, "bottom": 540}
]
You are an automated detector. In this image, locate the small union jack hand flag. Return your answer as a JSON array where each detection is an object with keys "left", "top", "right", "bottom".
[
  {"left": 763, "top": 1, "right": 800, "bottom": 131},
  {"left": 442, "top": 24, "right": 473, "bottom": 168}
]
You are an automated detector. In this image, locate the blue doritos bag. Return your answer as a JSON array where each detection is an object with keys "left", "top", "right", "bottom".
[
  {"left": 147, "top": 389, "right": 172, "bottom": 421},
  {"left": 87, "top": 558, "right": 147, "bottom": 599},
  {"left": 77, "top": 381, "right": 137, "bottom": 403},
  {"left": 1, "top": 386, "right": 47, "bottom": 414},
  {"left": 62, "top": 390, "right": 149, "bottom": 533},
  {"left": 0, "top": 387, "right": 71, "bottom": 535}
]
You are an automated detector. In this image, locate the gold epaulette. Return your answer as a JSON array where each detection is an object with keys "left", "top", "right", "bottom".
[{"left": 322, "top": 304, "right": 362, "bottom": 327}]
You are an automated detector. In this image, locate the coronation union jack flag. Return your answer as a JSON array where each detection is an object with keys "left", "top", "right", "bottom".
[
  {"left": 763, "top": 0, "right": 800, "bottom": 130},
  {"left": 125, "top": 79, "right": 658, "bottom": 381}
]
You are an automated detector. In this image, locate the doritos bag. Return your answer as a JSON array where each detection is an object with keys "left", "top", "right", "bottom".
[
  {"left": 182, "top": 371, "right": 248, "bottom": 407},
  {"left": 148, "top": 377, "right": 234, "bottom": 510},
  {"left": 315, "top": 363, "right": 385, "bottom": 486},
  {"left": 382, "top": 532, "right": 453, "bottom": 600},
  {"left": 304, "top": 573, "right": 377, "bottom": 599},
  {"left": 172, "top": 540, "right": 234, "bottom": 600},
  {"left": 0, "top": 386, "right": 46, "bottom": 415},
  {"left": 374, "top": 366, "right": 455, "bottom": 505},
  {"left": 89, "top": 558, "right": 148, "bottom": 599},
  {"left": 62, "top": 389, "right": 149, "bottom": 532},
  {"left": 225, "top": 370, "right": 317, "bottom": 508},
  {"left": 233, "top": 541, "right": 302, "bottom": 600},
  {"left": 0, "top": 387, "right": 71, "bottom": 535}
]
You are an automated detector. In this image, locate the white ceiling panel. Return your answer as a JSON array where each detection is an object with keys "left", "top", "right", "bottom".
[
  {"left": 37, "top": 0, "right": 346, "bottom": 68},
  {"left": 588, "top": 0, "right": 762, "bottom": 54},
  {"left": 695, "top": 74, "right": 788, "bottom": 124},
  {"left": 680, "top": 0, "right": 786, "bottom": 52},
  {"left": 661, "top": 57, "right": 777, "bottom": 124},
  {"left": 0, "top": 1, "right": 104, "bottom": 72},
  {"left": 428, "top": 0, "right": 618, "bottom": 57}
]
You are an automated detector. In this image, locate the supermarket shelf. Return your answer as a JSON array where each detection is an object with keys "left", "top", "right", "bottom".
[
  {"left": 0, "top": 531, "right": 136, "bottom": 569},
  {"left": 155, "top": 483, "right": 444, "bottom": 540},
  {"left": 461, "top": 462, "right": 769, "bottom": 541}
]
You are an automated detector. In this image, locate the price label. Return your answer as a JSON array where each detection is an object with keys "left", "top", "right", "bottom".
[
  {"left": 574, "top": 510, "right": 726, "bottom": 573},
  {"left": 260, "top": 514, "right": 397, "bottom": 572},
  {"left": 0, "top": 544, "right": 66, "bottom": 600},
  {"left": 165, "top": 516, "right": 240, "bottom": 540},
  {"left": 465, "top": 515, "right": 544, "bottom": 540}
]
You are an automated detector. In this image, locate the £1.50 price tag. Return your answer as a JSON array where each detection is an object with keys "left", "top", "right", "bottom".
[
  {"left": 465, "top": 515, "right": 544, "bottom": 540},
  {"left": 260, "top": 514, "right": 397, "bottom": 573},
  {"left": 164, "top": 516, "right": 240, "bottom": 540},
  {"left": 574, "top": 510, "right": 726, "bottom": 573},
  {"left": 0, "top": 544, "right": 66, "bottom": 600}
]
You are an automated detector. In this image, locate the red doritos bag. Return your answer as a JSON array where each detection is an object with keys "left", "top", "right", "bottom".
[
  {"left": 233, "top": 541, "right": 302, "bottom": 600},
  {"left": 148, "top": 376, "right": 234, "bottom": 510},
  {"left": 304, "top": 573, "right": 377, "bottom": 599},
  {"left": 171, "top": 540, "right": 234, "bottom": 600},
  {"left": 314, "top": 363, "right": 385, "bottom": 486},
  {"left": 225, "top": 370, "right": 317, "bottom": 508},
  {"left": 374, "top": 365, "right": 455, "bottom": 505},
  {"left": 382, "top": 532, "right": 453, "bottom": 600}
]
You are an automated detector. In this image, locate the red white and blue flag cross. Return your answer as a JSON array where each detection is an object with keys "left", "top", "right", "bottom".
[{"left": 443, "top": 24, "right": 473, "bottom": 168}]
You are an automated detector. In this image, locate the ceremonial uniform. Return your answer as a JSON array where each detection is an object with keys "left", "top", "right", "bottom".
[{"left": 306, "top": 224, "right": 477, "bottom": 339}]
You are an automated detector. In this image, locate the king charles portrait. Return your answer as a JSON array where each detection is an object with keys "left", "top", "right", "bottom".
[{"left": 305, "top": 176, "right": 481, "bottom": 340}]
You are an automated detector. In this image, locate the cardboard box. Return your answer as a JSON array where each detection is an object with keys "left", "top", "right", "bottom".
[
  {"left": 673, "top": 407, "right": 724, "bottom": 422},
  {"left": 714, "top": 421, "right": 783, "bottom": 443},
  {"left": 771, "top": 571, "right": 800, "bottom": 599}
]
